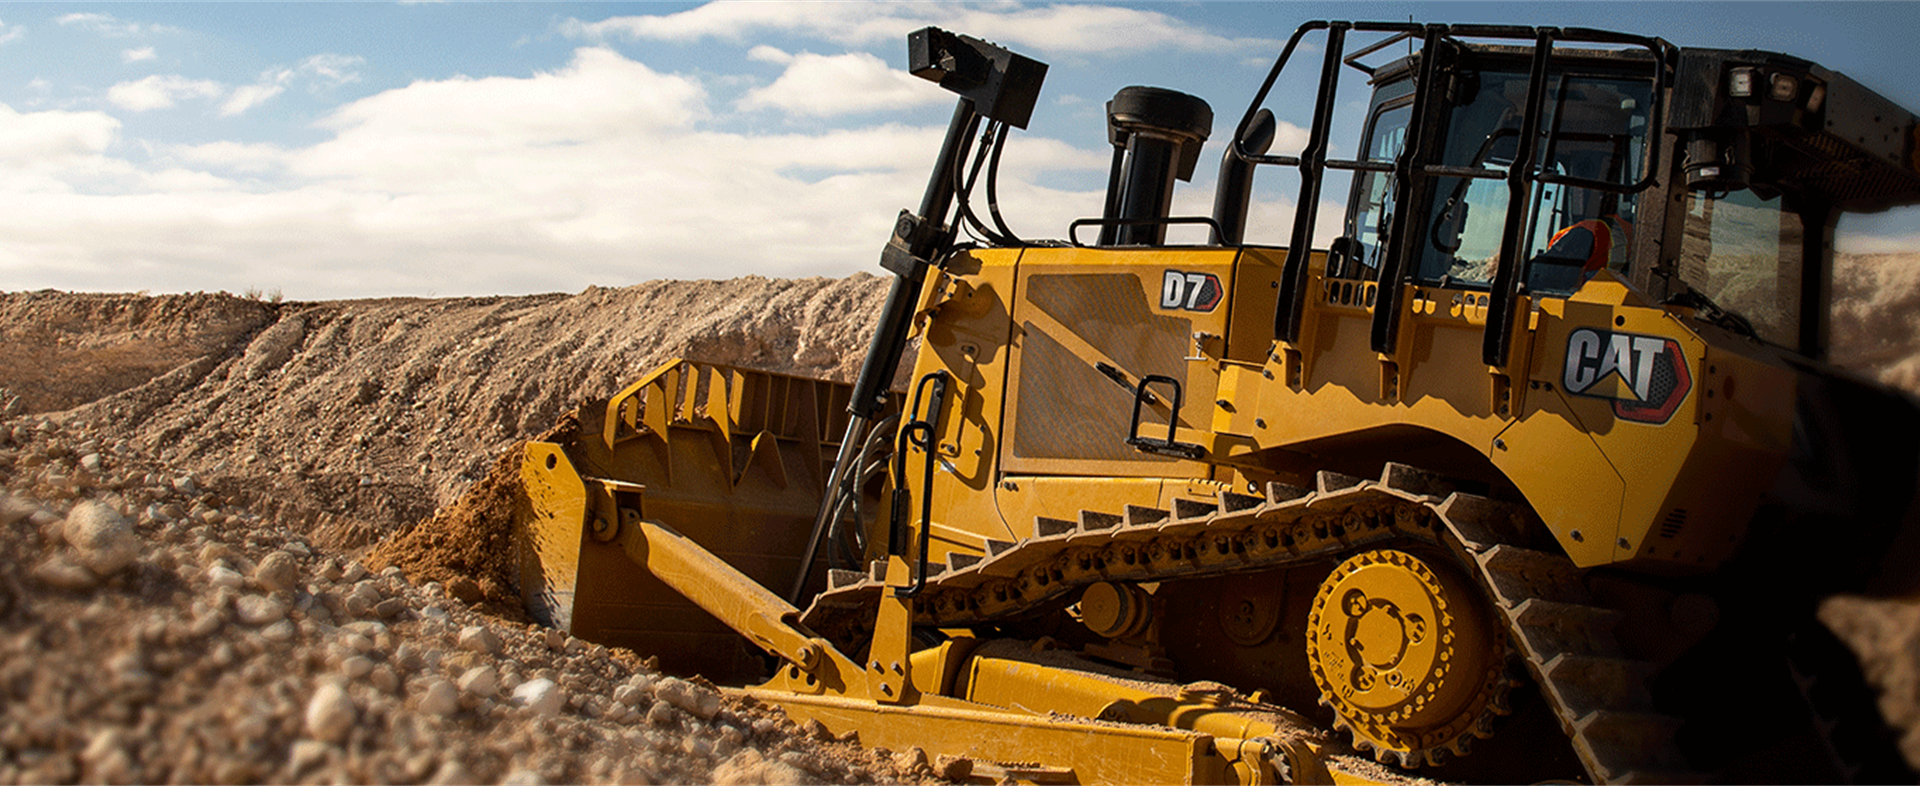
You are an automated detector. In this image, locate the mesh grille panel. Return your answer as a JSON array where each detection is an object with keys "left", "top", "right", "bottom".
[{"left": 1012, "top": 273, "right": 1189, "bottom": 462}]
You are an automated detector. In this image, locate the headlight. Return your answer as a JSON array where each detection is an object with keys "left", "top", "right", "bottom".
[
  {"left": 1769, "top": 72, "right": 1799, "bottom": 102},
  {"left": 1804, "top": 82, "right": 1826, "bottom": 112},
  {"left": 1728, "top": 67, "right": 1756, "bottom": 98}
]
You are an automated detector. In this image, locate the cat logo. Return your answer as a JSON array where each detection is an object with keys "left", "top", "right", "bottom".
[
  {"left": 1160, "top": 270, "right": 1223, "bottom": 313},
  {"left": 1562, "top": 327, "right": 1692, "bottom": 424}
]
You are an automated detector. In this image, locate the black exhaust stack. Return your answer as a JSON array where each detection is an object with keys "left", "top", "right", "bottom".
[
  {"left": 1211, "top": 109, "right": 1277, "bottom": 245},
  {"left": 1099, "top": 87, "right": 1213, "bottom": 246}
]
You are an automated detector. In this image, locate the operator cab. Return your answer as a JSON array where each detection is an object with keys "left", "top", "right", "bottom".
[
  {"left": 1217, "top": 23, "right": 1920, "bottom": 364},
  {"left": 1340, "top": 50, "right": 1655, "bottom": 300}
]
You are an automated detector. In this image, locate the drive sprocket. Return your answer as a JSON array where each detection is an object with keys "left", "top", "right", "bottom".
[{"left": 1306, "top": 548, "right": 1508, "bottom": 768}]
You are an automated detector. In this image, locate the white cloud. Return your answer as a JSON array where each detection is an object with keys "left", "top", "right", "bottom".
[
  {"left": 58, "top": 12, "right": 177, "bottom": 38},
  {"left": 298, "top": 53, "right": 365, "bottom": 90},
  {"left": 122, "top": 46, "right": 156, "bottom": 63},
  {"left": 167, "top": 140, "right": 289, "bottom": 174},
  {"left": 0, "top": 47, "right": 1118, "bottom": 300},
  {"left": 106, "top": 74, "right": 225, "bottom": 112},
  {"left": 561, "top": 2, "right": 1274, "bottom": 55},
  {"left": 740, "top": 51, "right": 946, "bottom": 116},
  {"left": 747, "top": 45, "right": 792, "bottom": 65},
  {"left": 0, "top": 102, "right": 128, "bottom": 194},
  {"left": 220, "top": 82, "right": 286, "bottom": 117},
  {"left": 0, "top": 18, "right": 23, "bottom": 45}
]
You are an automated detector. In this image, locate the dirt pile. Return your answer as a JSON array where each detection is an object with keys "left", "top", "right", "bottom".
[
  {"left": 5, "top": 275, "right": 889, "bottom": 554},
  {"left": 0, "top": 291, "right": 272, "bottom": 416},
  {"left": 0, "top": 275, "right": 939, "bottom": 786},
  {"left": 1833, "top": 252, "right": 1920, "bottom": 389}
]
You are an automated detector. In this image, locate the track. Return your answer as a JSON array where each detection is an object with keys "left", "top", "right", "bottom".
[{"left": 800, "top": 463, "right": 1700, "bottom": 783}]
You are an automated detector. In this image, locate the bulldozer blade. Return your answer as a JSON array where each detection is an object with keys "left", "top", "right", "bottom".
[{"left": 513, "top": 359, "right": 868, "bottom": 682}]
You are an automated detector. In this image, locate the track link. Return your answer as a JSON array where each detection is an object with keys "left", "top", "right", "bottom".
[{"left": 801, "top": 463, "right": 1702, "bottom": 783}]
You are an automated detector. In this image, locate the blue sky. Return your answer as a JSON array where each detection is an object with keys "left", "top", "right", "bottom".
[{"left": 1, "top": 2, "right": 1916, "bottom": 299}]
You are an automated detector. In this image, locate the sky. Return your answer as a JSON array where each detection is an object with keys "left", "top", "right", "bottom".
[{"left": 1, "top": 1, "right": 1917, "bottom": 300}]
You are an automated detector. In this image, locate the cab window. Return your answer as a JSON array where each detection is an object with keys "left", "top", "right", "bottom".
[
  {"left": 1415, "top": 69, "right": 1653, "bottom": 292},
  {"left": 1334, "top": 78, "right": 1414, "bottom": 281},
  {"left": 1679, "top": 189, "right": 1805, "bottom": 348}
]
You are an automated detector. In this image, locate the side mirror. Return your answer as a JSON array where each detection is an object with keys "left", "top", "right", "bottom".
[{"left": 1328, "top": 236, "right": 1363, "bottom": 273}]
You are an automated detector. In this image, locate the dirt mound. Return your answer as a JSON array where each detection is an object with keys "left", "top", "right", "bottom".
[
  {"left": 24, "top": 275, "right": 890, "bottom": 553},
  {"left": 1833, "top": 252, "right": 1920, "bottom": 389},
  {"left": 0, "top": 291, "right": 273, "bottom": 416}
]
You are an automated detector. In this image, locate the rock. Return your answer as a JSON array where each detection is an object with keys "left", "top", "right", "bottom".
[
  {"left": 418, "top": 679, "right": 459, "bottom": 717},
  {"left": 234, "top": 595, "right": 288, "bottom": 626},
  {"left": 341, "top": 655, "right": 375, "bottom": 679},
  {"left": 80, "top": 729, "right": 136, "bottom": 785},
  {"left": 936, "top": 754, "right": 974, "bottom": 781},
  {"left": 198, "top": 542, "right": 235, "bottom": 565},
  {"left": 456, "top": 625, "right": 501, "bottom": 654},
  {"left": 208, "top": 565, "right": 244, "bottom": 589},
  {"left": 499, "top": 769, "right": 542, "bottom": 786},
  {"left": 801, "top": 718, "right": 832, "bottom": 742},
  {"left": 424, "top": 760, "right": 476, "bottom": 786},
  {"left": 341, "top": 561, "right": 368, "bottom": 583},
  {"left": 646, "top": 702, "right": 677, "bottom": 726},
  {"left": 80, "top": 453, "right": 103, "bottom": 472},
  {"left": 446, "top": 576, "right": 482, "bottom": 603},
  {"left": 369, "top": 665, "right": 400, "bottom": 694},
  {"left": 31, "top": 555, "right": 99, "bottom": 591},
  {"left": 260, "top": 620, "right": 296, "bottom": 642},
  {"left": 373, "top": 597, "right": 408, "bottom": 619},
  {"left": 512, "top": 678, "right": 565, "bottom": 716},
  {"left": 613, "top": 683, "right": 647, "bottom": 707},
  {"left": 62, "top": 501, "right": 141, "bottom": 575},
  {"left": 171, "top": 475, "right": 199, "bottom": 496},
  {"left": 0, "top": 495, "right": 38, "bottom": 527},
  {"left": 394, "top": 643, "right": 426, "bottom": 670},
  {"left": 715, "top": 749, "right": 806, "bottom": 786},
  {"left": 253, "top": 551, "right": 300, "bottom": 593},
  {"left": 305, "top": 682, "right": 355, "bottom": 743},
  {"left": 457, "top": 665, "right": 498, "bottom": 698},
  {"left": 341, "top": 632, "right": 375, "bottom": 654},
  {"left": 656, "top": 677, "right": 722, "bottom": 720},
  {"left": 894, "top": 746, "right": 930, "bottom": 773},
  {"left": 288, "top": 740, "right": 332, "bottom": 775}
]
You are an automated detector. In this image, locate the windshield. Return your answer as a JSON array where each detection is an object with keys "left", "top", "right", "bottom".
[{"left": 1413, "top": 69, "right": 1654, "bottom": 293}]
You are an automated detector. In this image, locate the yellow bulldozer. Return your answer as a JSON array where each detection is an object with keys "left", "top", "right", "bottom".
[{"left": 511, "top": 22, "right": 1920, "bottom": 784}]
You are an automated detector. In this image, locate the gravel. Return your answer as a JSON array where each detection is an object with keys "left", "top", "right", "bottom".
[{"left": 0, "top": 413, "right": 932, "bottom": 785}]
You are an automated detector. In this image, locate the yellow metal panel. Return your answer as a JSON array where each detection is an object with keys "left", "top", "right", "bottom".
[
  {"left": 912, "top": 250, "right": 1024, "bottom": 561},
  {"left": 742, "top": 689, "right": 1223, "bottom": 785}
]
